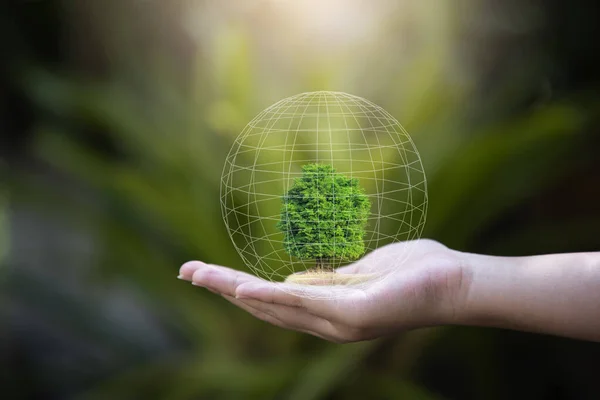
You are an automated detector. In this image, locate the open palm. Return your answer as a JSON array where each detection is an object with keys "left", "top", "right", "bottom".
[{"left": 178, "top": 240, "right": 465, "bottom": 343}]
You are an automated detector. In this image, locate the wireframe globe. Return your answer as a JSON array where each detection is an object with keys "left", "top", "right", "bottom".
[{"left": 220, "top": 91, "right": 427, "bottom": 299}]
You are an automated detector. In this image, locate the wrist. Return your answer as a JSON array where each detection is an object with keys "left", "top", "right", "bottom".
[
  {"left": 452, "top": 251, "right": 533, "bottom": 329},
  {"left": 423, "top": 248, "right": 476, "bottom": 327},
  {"left": 443, "top": 251, "right": 517, "bottom": 327}
]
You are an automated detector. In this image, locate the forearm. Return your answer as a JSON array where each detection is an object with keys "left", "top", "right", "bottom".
[{"left": 456, "top": 251, "right": 600, "bottom": 342}]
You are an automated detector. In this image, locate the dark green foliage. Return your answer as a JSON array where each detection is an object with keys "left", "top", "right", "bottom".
[{"left": 277, "top": 163, "right": 371, "bottom": 268}]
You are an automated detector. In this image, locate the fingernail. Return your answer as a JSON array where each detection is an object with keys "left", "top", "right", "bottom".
[{"left": 177, "top": 275, "right": 185, "bottom": 280}]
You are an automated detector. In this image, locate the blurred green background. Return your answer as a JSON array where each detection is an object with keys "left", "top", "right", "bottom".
[{"left": 1, "top": 0, "right": 600, "bottom": 399}]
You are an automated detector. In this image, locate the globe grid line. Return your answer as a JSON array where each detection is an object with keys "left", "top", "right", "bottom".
[
  {"left": 248, "top": 92, "right": 306, "bottom": 275},
  {"left": 284, "top": 91, "right": 315, "bottom": 273},
  {"left": 341, "top": 93, "right": 386, "bottom": 250},
  {"left": 224, "top": 160, "right": 422, "bottom": 177}
]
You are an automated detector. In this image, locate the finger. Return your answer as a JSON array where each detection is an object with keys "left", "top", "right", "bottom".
[
  {"left": 179, "top": 260, "right": 205, "bottom": 280},
  {"left": 235, "top": 281, "right": 345, "bottom": 320},
  {"left": 190, "top": 264, "right": 261, "bottom": 297},
  {"left": 180, "top": 260, "right": 256, "bottom": 280},
  {"left": 237, "top": 297, "right": 339, "bottom": 339},
  {"left": 222, "top": 295, "right": 330, "bottom": 341}
]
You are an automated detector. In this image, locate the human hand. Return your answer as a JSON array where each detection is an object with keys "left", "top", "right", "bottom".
[{"left": 178, "top": 240, "right": 467, "bottom": 343}]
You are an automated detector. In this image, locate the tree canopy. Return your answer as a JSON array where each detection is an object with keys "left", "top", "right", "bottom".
[{"left": 277, "top": 163, "right": 371, "bottom": 268}]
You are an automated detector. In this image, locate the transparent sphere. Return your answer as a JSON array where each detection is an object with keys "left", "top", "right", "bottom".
[{"left": 220, "top": 91, "right": 427, "bottom": 299}]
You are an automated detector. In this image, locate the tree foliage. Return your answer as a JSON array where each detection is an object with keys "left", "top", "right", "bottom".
[{"left": 277, "top": 163, "right": 371, "bottom": 267}]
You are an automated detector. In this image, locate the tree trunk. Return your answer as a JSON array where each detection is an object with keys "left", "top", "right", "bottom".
[{"left": 315, "top": 257, "right": 333, "bottom": 271}]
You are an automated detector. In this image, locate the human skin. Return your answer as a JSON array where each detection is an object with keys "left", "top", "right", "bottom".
[{"left": 177, "top": 240, "right": 600, "bottom": 343}]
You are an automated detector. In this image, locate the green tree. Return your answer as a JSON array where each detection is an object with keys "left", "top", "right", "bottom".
[{"left": 277, "top": 163, "right": 371, "bottom": 270}]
